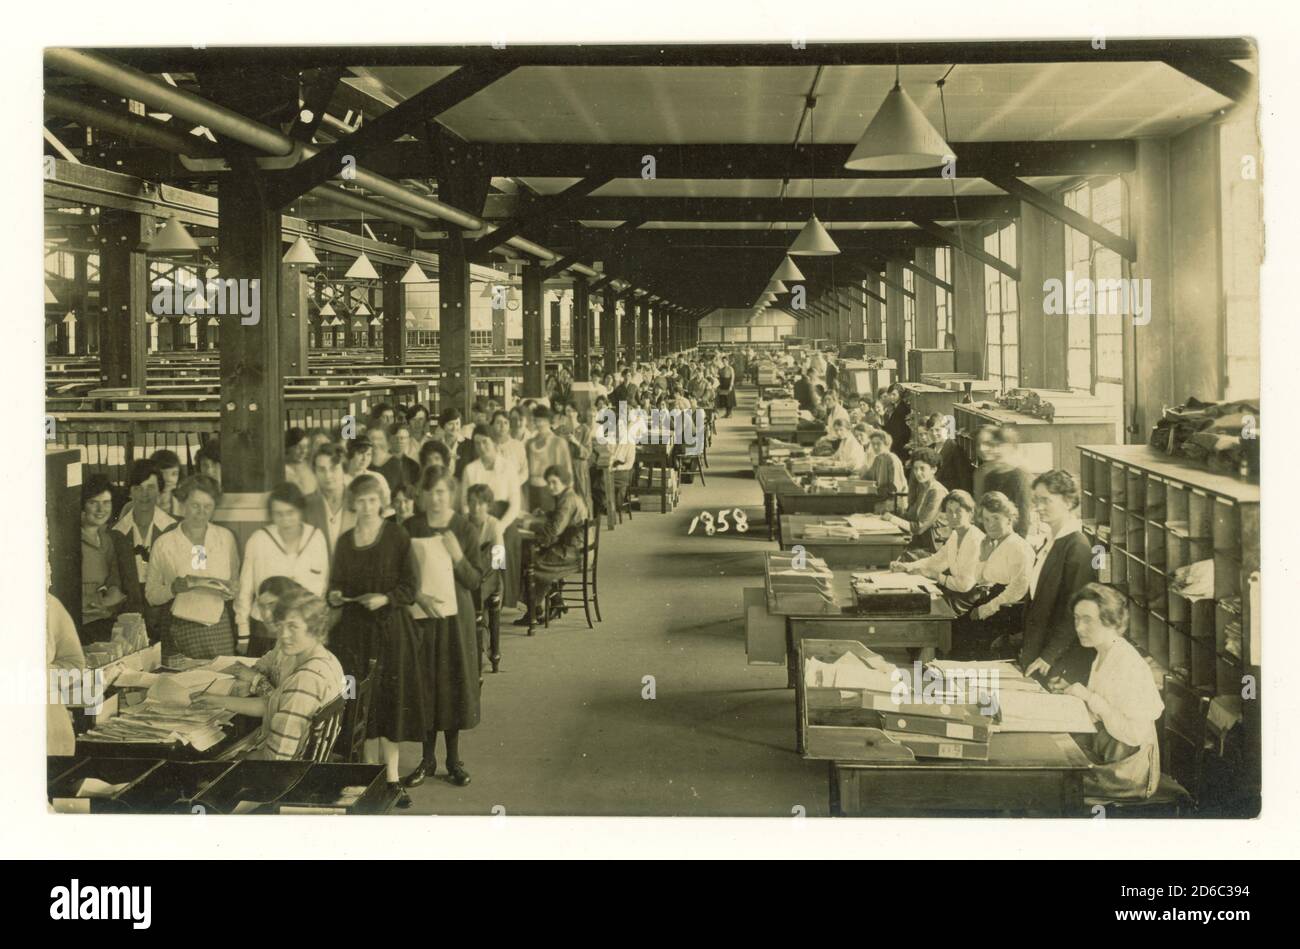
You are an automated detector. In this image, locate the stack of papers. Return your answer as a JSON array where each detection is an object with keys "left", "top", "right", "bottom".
[
  {"left": 805, "top": 650, "right": 898, "bottom": 691},
  {"left": 993, "top": 690, "right": 1097, "bottom": 734},
  {"left": 801, "top": 523, "right": 860, "bottom": 540},
  {"left": 851, "top": 571, "right": 941, "bottom": 596},
  {"left": 845, "top": 513, "right": 901, "bottom": 534},
  {"left": 81, "top": 699, "right": 237, "bottom": 751}
]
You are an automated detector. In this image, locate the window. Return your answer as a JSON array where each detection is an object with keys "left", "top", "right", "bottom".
[
  {"left": 902, "top": 268, "right": 915, "bottom": 355},
  {"left": 1063, "top": 178, "right": 1125, "bottom": 409},
  {"left": 934, "top": 247, "right": 953, "bottom": 345},
  {"left": 984, "top": 222, "right": 1019, "bottom": 390},
  {"left": 470, "top": 330, "right": 493, "bottom": 349}
]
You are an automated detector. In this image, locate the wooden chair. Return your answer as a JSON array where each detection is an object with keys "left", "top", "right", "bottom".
[
  {"left": 336, "top": 658, "right": 377, "bottom": 764},
  {"left": 478, "top": 592, "right": 502, "bottom": 674},
  {"left": 1087, "top": 674, "right": 1201, "bottom": 818},
  {"left": 546, "top": 519, "right": 602, "bottom": 630},
  {"left": 679, "top": 447, "right": 707, "bottom": 486},
  {"left": 297, "top": 694, "right": 346, "bottom": 762},
  {"left": 613, "top": 468, "right": 636, "bottom": 523}
]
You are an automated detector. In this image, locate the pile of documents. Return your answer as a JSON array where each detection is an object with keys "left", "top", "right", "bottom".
[
  {"left": 851, "top": 571, "right": 941, "bottom": 596},
  {"left": 766, "top": 552, "right": 834, "bottom": 612},
  {"left": 81, "top": 700, "right": 236, "bottom": 752},
  {"left": 767, "top": 399, "right": 800, "bottom": 426}
]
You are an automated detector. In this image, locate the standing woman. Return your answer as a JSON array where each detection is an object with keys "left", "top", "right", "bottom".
[
  {"left": 715, "top": 359, "right": 737, "bottom": 418},
  {"left": 525, "top": 406, "right": 572, "bottom": 512},
  {"left": 235, "top": 482, "right": 329, "bottom": 658},
  {"left": 145, "top": 474, "right": 240, "bottom": 660},
  {"left": 402, "top": 468, "right": 485, "bottom": 788},
  {"left": 559, "top": 402, "right": 593, "bottom": 507},
  {"left": 79, "top": 474, "right": 141, "bottom": 643},
  {"left": 327, "top": 474, "right": 425, "bottom": 807},
  {"left": 1021, "top": 469, "right": 1098, "bottom": 683},
  {"left": 283, "top": 427, "right": 319, "bottom": 496},
  {"left": 972, "top": 424, "right": 1034, "bottom": 537}
]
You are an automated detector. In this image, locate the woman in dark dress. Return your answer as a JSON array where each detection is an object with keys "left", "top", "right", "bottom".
[
  {"left": 328, "top": 473, "right": 426, "bottom": 808},
  {"left": 715, "top": 361, "right": 737, "bottom": 418},
  {"left": 972, "top": 424, "right": 1034, "bottom": 537},
  {"left": 401, "top": 467, "right": 486, "bottom": 789}
]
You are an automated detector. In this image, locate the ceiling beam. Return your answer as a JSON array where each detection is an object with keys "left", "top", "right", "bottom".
[
  {"left": 468, "top": 176, "right": 613, "bottom": 255},
  {"left": 541, "top": 196, "right": 1017, "bottom": 223},
  {"left": 911, "top": 219, "right": 1019, "bottom": 281},
  {"left": 263, "top": 139, "right": 1135, "bottom": 181},
  {"left": 91, "top": 39, "right": 1254, "bottom": 71},
  {"left": 1162, "top": 55, "right": 1255, "bottom": 102},
  {"left": 903, "top": 260, "right": 953, "bottom": 294},
  {"left": 985, "top": 174, "right": 1136, "bottom": 261},
  {"left": 265, "top": 64, "right": 516, "bottom": 206}
]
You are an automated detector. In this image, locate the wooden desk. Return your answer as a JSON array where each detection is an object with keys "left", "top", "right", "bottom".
[
  {"left": 829, "top": 732, "right": 1091, "bottom": 817},
  {"left": 779, "top": 515, "right": 908, "bottom": 569},
  {"left": 768, "top": 569, "right": 956, "bottom": 686}
]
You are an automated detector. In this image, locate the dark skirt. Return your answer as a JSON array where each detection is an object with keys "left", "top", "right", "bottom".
[
  {"left": 948, "top": 584, "right": 1026, "bottom": 661},
  {"left": 500, "top": 521, "right": 523, "bottom": 610},
  {"left": 716, "top": 389, "right": 737, "bottom": 410},
  {"left": 528, "top": 484, "right": 556, "bottom": 513},
  {"left": 334, "top": 603, "right": 431, "bottom": 742},
  {"left": 246, "top": 618, "right": 276, "bottom": 658},
  {"left": 415, "top": 609, "right": 481, "bottom": 731}
]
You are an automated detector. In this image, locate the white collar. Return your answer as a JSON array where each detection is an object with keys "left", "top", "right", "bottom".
[{"left": 1053, "top": 516, "right": 1083, "bottom": 542}]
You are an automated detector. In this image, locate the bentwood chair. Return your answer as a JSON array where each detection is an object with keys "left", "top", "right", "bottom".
[
  {"left": 335, "top": 658, "right": 377, "bottom": 764},
  {"left": 297, "top": 695, "right": 346, "bottom": 762},
  {"left": 548, "top": 519, "right": 602, "bottom": 631}
]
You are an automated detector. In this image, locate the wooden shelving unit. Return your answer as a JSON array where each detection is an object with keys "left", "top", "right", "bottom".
[{"left": 1080, "top": 444, "right": 1260, "bottom": 811}]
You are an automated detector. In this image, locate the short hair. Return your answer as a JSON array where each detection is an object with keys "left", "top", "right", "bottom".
[
  {"left": 313, "top": 444, "right": 345, "bottom": 470},
  {"left": 977, "top": 423, "right": 1018, "bottom": 447},
  {"left": 196, "top": 441, "right": 221, "bottom": 465},
  {"left": 1032, "top": 469, "right": 1082, "bottom": 510},
  {"left": 127, "top": 459, "right": 164, "bottom": 492},
  {"left": 942, "top": 489, "right": 976, "bottom": 516},
  {"left": 81, "top": 473, "right": 115, "bottom": 508},
  {"left": 1070, "top": 583, "right": 1130, "bottom": 635},
  {"left": 406, "top": 403, "right": 429, "bottom": 422},
  {"left": 344, "top": 436, "right": 372, "bottom": 460},
  {"left": 346, "top": 473, "right": 388, "bottom": 509},
  {"left": 417, "top": 465, "right": 458, "bottom": 500},
  {"left": 924, "top": 413, "right": 946, "bottom": 431},
  {"left": 911, "top": 448, "right": 942, "bottom": 470},
  {"left": 542, "top": 464, "right": 571, "bottom": 485},
  {"left": 869, "top": 430, "right": 893, "bottom": 448},
  {"left": 370, "top": 402, "right": 393, "bottom": 420},
  {"left": 268, "top": 481, "right": 307, "bottom": 515},
  {"left": 532, "top": 405, "right": 553, "bottom": 422},
  {"left": 285, "top": 426, "right": 308, "bottom": 449},
  {"left": 419, "top": 439, "right": 451, "bottom": 470},
  {"left": 257, "top": 576, "right": 306, "bottom": 600},
  {"left": 148, "top": 449, "right": 181, "bottom": 472},
  {"left": 438, "top": 407, "right": 462, "bottom": 427},
  {"left": 471, "top": 423, "right": 493, "bottom": 440},
  {"left": 388, "top": 420, "right": 411, "bottom": 438},
  {"left": 177, "top": 473, "right": 222, "bottom": 506},
  {"left": 272, "top": 588, "right": 332, "bottom": 644},
  {"left": 977, "top": 490, "right": 1020, "bottom": 527},
  {"left": 491, "top": 410, "right": 509, "bottom": 425},
  {"left": 466, "top": 483, "right": 495, "bottom": 508}
]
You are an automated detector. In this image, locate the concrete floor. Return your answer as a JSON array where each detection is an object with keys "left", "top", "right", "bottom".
[{"left": 401, "top": 388, "right": 831, "bottom": 816}]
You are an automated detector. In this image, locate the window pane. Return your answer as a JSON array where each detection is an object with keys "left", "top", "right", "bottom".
[
  {"left": 1068, "top": 312, "right": 1090, "bottom": 348},
  {"left": 986, "top": 313, "right": 1001, "bottom": 345}
]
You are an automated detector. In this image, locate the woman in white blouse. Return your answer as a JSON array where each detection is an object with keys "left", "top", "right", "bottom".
[
  {"left": 827, "top": 417, "right": 868, "bottom": 473},
  {"left": 1059, "top": 583, "right": 1164, "bottom": 801},
  {"left": 891, "top": 490, "right": 983, "bottom": 596},
  {"left": 947, "top": 490, "right": 1036, "bottom": 660},
  {"left": 145, "top": 474, "right": 241, "bottom": 661},
  {"left": 235, "top": 482, "right": 329, "bottom": 657}
]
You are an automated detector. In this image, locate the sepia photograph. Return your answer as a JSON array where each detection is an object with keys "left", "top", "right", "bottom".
[{"left": 15, "top": 4, "right": 1291, "bottom": 873}]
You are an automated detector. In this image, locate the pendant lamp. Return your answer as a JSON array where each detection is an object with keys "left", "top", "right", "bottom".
[
  {"left": 789, "top": 97, "right": 839, "bottom": 256},
  {"left": 844, "top": 69, "right": 953, "bottom": 172},
  {"left": 772, "top": 255, "right": 805, "bottom": 282},
  {"left": 765, "top": 279, "right": 789, "bottom": 295},
  {"left": 148, "top": 216, "right": 200, "bottom": 254},
  {"left": 401, "top": 261, "right": 429, "bottom": 283},
  {"left": 283, "top": 236, "right": 320, "bottom": 265},
  {"left": 345, "top": 252, "right": 380, "bottom": 281}
]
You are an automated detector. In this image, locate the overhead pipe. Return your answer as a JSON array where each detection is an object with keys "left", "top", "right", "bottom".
[{"left": 45, "top": 48, "right": 589, "bottom": 273}]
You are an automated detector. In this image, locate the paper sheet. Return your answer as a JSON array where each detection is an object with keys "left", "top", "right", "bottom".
[
  {"left": 171, "top": 589, "right": 225, "bottom": 625},
  {"left": 994, "top": 690, "right": 1097, "bottom": 733},
  {"left": 76, "top": 778, "right": 129, "bottom": 798}
]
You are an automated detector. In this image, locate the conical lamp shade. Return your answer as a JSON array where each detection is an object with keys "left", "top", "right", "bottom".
[
  {"left": 788, "top": 215, "right": 840, "bottom": 256},
  {"left": 355, "top": 302, "right": 372, "bottom": 317},
  {"left": 148, "top": 216, "right": 200, "bottom": 254},
  {"left": 283, "top": 236, "right": 320, "bottom": 265},
  {"left": 345, "top": 252, "right": 380, "bottom": 280},
  {"left": 772, "top": 255, "right": 806, "bottom": 282},
  {"left": 319, "top": 302, "right": 336, "bottom": 317},
  {"left": 401, "top": 261, "right": 429, "bottom": 283},
  {"left": 45, "top": 284, "right": 58, "bottom": 305},
  {"left": 765, "top": 279, "right": 788, "bottom": 294},
  {"left": 478, "top": 281, "right": 494, "bottom": 299},
  {"left": 844, "top": 82, "right": 953, "bottom": 171}
]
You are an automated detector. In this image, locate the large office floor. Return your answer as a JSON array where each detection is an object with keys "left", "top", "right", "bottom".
[{"left": 401, "top": 388, "right": 830, "bottom": 816}]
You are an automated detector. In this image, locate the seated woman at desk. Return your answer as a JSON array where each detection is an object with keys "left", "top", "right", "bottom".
[
  {"left": 1056, "top": 583, "right": 1164, "bottom": 801},
  {"left": 823, "top": 417, "right": 867, "bottom": 472},
  {"left": 948, "top": 491, "right": 1036, "bottom": 660},
  {"left": 515, "top": 464, "right": 589, "bottom": 626},
  {"left": 881, "top": 448, "right": 948, "bottom": 556},
  {"left": 865, "top": 430, "right": 908, "bottom": 514},
  {"left": 889, "top": 489, "right": 983, "bottom": 599},
  {"left": 197, "top": 587, "right": 345, "bottom": 762},
  {"left": 145, "top": 474, "right": 240, "bottom": 661}
]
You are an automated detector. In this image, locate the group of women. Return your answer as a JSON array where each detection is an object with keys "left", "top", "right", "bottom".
[{"left": 72, "top": 393, "right": 601, "bottom": 807}]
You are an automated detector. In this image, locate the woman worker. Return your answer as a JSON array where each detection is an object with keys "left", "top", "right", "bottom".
[
  {"left": 890, "top": 490, "right": 984, "bottom": 606},
  {"left": 1021, "top": 469, "right": 1098, "bottom": 683},
  {"left": 196, "top": 587, "right": 345, "bottom": 763},
  {"left": 80, "top": 474, "right": 143, "bottom": 643},
  {"left": 881, "top": 447, "right": 948, "bottom": 556},
  {"left": 948, "top": 491, "right": 1036, "bottom": 660},
  {"left": 516, "top": 464, "right": 589, "bottom": 626},
  {"left": 145, "top": 474, "right": 240, "bottom": 660},
  {"left": 328, "top": 473, "right": 426, "bottom": 808},
  {"left": 1059, "top": 583, "right": 1165, "bottom": 801}
]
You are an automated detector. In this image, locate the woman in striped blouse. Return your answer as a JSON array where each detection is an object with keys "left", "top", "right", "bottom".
[{"left": 197, "top": 587, "right": 344, "bottom": 761}]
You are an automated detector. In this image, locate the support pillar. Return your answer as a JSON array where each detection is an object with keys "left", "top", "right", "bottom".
[
  {"left": 96, "top": 209, "right": 148, "bottom": 390},
  {"left": 636, "top": 296, "right": 650, "bottom": 362},
  {"left": 381, "top": 263, "right": 407, "bottom": 368},
  {"left": 549, "top": 294, "right": 562, "bottom": 353},
  {"left": 621, "top": 292, "right": 637, "bottom": 367},
  {"left": 438, "top": 247, "right": 474, "bottom": 416},
  {"left": 885, "top": 259, "right": 907, "bottom": 377},
  {"left": 280, "top": 267, "right": 311, "bottom": 377},
  {"left": 601, "top": 286, "right": 619, "bottom": 376},
  {"left": 521, "top": 262, "right": 545, "bottom": 397},
  {"left": 572, "top": 276, "right": 591, "bottom": 382}
]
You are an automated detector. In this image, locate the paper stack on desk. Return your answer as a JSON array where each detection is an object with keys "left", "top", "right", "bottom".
[
  {"left": 852, "top": 571, "right": 941, "bottom": 596},
  {"left": 993, "top": 690, "right": 1096, "bottom": 734},
  {"left": 767, "top": 399, "right": 800, "bottom": 425},
  {"left": 81, "top": 699, "right": 236, "bottom": 750},
  {"left": 801, "top": 521, "right": 859, "bottom": 540},
  {"left": 845, "top": 513, "right": 900, "bottom": 534},
  {"left": 767, "top": 552, "right": 835, "bottom": 612}
]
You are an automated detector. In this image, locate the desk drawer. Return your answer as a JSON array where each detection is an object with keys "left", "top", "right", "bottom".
[
  {"left": 833, "top": 765, "right": 1084, "bottom": 817},
  {"left": 791, "top": 618, "right": 946, "bottom": 648}
]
